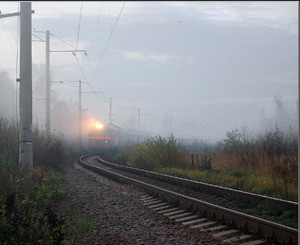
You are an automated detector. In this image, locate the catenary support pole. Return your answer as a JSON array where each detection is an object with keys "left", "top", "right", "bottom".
[
  {"left": 109, "top": 97, "right": 112, "bottom": 125},
  {"left": 19, "top": 2, "right": 33, "bottom": 171},
  {"left": 138, "top": 108, "right": 140, "bottom": 141},
  {"left": 46, "top": 30, "right": 50, "bottom": 136},
  {"left": 43, "top": 30, "right": 86, "bottom": 137},
  {"left": 79, "top": 80, "right": 82, "bottom": 150}
]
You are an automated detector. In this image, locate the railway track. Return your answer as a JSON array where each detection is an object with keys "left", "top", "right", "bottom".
[{"left": 78, "top": 155, "right": 298, "bottom": 245}]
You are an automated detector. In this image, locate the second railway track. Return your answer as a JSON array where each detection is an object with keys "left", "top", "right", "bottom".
[{"left": 78, "top": 155, "right": 298, "bottom": 245}]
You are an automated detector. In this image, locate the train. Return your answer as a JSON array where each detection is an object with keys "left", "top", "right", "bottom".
[
  {"left": 87, "top": 118, "right": 151, "bottom": 153},
  {"left": 88, "top": 122, "right": 115, "bottom": 152}
]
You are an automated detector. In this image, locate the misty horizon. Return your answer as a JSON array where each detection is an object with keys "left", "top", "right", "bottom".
[{"left": 0, "top": 1, "right": 298, "bottom": 144}]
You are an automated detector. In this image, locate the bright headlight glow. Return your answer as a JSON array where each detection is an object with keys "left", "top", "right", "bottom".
[{"left": 96, "top": 123, "right": 103, "bottom": 129}]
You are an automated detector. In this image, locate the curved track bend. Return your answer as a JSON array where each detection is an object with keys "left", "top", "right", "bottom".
[{"left": 78, "top": 155, "right": 298, "bottom": 245}]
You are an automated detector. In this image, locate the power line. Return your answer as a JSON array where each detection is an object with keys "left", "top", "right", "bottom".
[
  {"left": 44, "top": 32, "right": 88, "bottom": 93},
  {"left": 88, "top": 2, "right": 103, "bottom": 52},
  {"left": 76, "top": 2, "right": 83, "bottom": 51},
  {"left": 0, "top": 4, "right": 21, "bottom": 125},
  {"left": 92, "top": 1, "right": 125, "bottom": 81},
  {"left": 109, "top": 3, "right": 112, "bottom": 33},
  {"left": 32, "top": 32, "right": 45, "bottom": 42},
  {"left": 31, "top": 32, "right": 46, "bottom": 61},
  {"left": 50, "top": 32, "right": 77, "bottom": 50},
  {"left": 73, "top": 52, "right": 90, "bottom": 84},
  {"left": 44, "top": 20, "right": 104, "bottom": 106},
  {"left": 87, "top": 2, "right": 104, "bottom": 74},
  {"left": 72, "top": 52, "right": 105, "bottom": 104},
  {"left": 32, "top": 41, "right": 45, "bottom": 60},
  {"left": 49, "top": 31, "right": 89, "bottom": 83},
  {"left": 1, "top": 18, "right": 16, "bottom": 55}
]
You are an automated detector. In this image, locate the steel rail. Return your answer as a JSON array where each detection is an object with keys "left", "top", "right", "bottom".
[
  {"left": 96, "top": 157, "right": 298, "bottom": 211},
  {"left": 78, "top": 155, "right": 298, "bottom": 244}
]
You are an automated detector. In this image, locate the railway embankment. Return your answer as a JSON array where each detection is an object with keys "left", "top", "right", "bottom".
[
  {"left": 77, "top": 155, "right": 298, "bottom": 245},
  {"left": 58, "top": 160, "right": 223, "bottom": 244}
]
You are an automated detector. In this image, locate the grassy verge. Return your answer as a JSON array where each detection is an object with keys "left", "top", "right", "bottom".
[
  {"left": 0, "top": 117, "right": 99, "bottom": 244},
  {"left": 110, "top": 133, "right": 297, "bottom": 202},
  {"left": 62, "top": 207, "right": 99, "bottom": 244},
  {"left": 156, "top": 166, "right": 298, "bottom": 202},
  {"left": 0, "top": 165, "right": 100, "bottom": 244},
  {"left": 0, "top": 167, "right": 66, "bottom": 244}
]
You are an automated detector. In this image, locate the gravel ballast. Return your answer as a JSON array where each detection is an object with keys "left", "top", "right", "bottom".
[{"left": 59, "top": 161, "right": 223, "bottom": 245}]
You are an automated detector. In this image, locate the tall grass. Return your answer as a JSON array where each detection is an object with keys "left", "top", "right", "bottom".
[
  {"left": 0, "top": 116, "right": 67, "bottom": 244},
  {"left": 126, "top": 134, "right": 187, "bottom": 170},
  {"left": 112, "top": 126, "right": 297, "bottom": 201},
  {"left": 0, "top": 117, "right": 18, "bottom": 164},
  {"left": 0, "top": 116, "right": 65, "bottom": 170},
  {"left": 157, "top": 166, "right": 298, "bottom": 201}
]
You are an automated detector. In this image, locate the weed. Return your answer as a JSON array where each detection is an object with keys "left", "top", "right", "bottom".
[
  {"left": 0, "top": 116, "right": 70, "bottom": 244},
  {"left": 62, "top": 208, "right": 99, "bottom": 243}
]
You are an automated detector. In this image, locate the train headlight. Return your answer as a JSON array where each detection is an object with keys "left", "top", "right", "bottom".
[{"left": 96, "top": 123, "right": 103, "bottom": 129}]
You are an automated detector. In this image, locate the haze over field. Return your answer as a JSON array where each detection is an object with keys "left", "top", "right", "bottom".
[{"left": 0, "top": 1, "right": 298, "bottom": 142}]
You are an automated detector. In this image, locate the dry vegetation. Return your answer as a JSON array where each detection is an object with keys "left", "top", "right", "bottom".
[
  {"left": 0, "top": 116, "right": 93, "bottom": 244},
  {"left": 111, "top": 123, "right": 298, "bottom": 202}
]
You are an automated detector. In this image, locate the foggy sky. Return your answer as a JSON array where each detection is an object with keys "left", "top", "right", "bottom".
[{"left": 0, "top": 1, "right": 298, "bottom": 142}]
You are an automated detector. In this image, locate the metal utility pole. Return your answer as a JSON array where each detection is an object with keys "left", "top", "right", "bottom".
[
  {"left": 40, "top": 30, "right": 87, "bottom": 137},
  {"left": 48, "top": 79, "right": 87, "bottom": 150},
  {"left": 46, "top": 30, "right": 50, "bottom": 136},
  {"left": 138, "top": 108, "right": 140, "bottom": 131},
  {"left": 19, "top": 2, "right": 33, "bottom": 171},
  {"left": 138, "top": 108, "right": 140, "bottom": 141},
  {"left": 1, "top": 2, "right": 35, "bottom": 172},
  {"left": 109, "top": 97, "right": 112, "bottom": 125},
  {"left": 70, "top": 80, "right": 91, "bottom": 150},
  {"left": 170, "top": 115, "right": 173, "bottom": 134},
  {"left": 79, "top": 80, "right": 82, "bottom": 149}
]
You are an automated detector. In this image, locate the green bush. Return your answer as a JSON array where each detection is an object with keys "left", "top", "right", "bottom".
[{"left": 127, "top": 134, "right": 187, "bottom": 170}]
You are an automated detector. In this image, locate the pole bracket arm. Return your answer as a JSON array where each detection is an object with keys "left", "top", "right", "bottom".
[{"left": 0, "top": 10, "right": 35, "bottom": 19}]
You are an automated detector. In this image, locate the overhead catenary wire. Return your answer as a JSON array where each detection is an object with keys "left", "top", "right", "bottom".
[
  {"left": 0, "top": 3, "right": 22, "bottom": 125},
  {"left": 32, "top": 29, "right": 113, "bottom": 127},
  {"left": 76, "top": 2, "right": 83, "bottom": 51},
  {"left": 47, "top": 4, "right": 109, "bottom": 107},
  {"left": 1, "top": 18, "right": 16, "bottom": 55},
  {"left": 49, "top": 31, "right": 86, "bottom": 84},
  {"left": 31, "top": 14, "right": 126, "bottom": 122},
  {"left": 30, "top": 29, "right": 47, "bottom": 61},
  {"left": 70, "top": 2, "right": 124, "bottom": 119},
  {"left": 92, "top": 1, "right": 125, "bottom": 81},
  {"left": 45, "top": 31, "right": 100, "bottom": 103},
  {"left": 88, "top": 2, "right": 103, "bottom": 52},
  {"left": 109, "top": 3, "right": 112, "bottom": 33},
  {"left": 72, "top": 52, "right": 106, "bottom": 104},
  {"left": 32, "top": 41, "right": 46, "bottom": 61},
  {"left": 87, "top": 2, "right": 104, "bottom": 73},
  {"left": 73, "top": 53, "right": 90, "bottom": 85},
  {"left": 50, "top": 32, "right": 78, "bottom": 50},
  {"left": 32, "top": 33, "right": 45, "bottom": 42}
]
